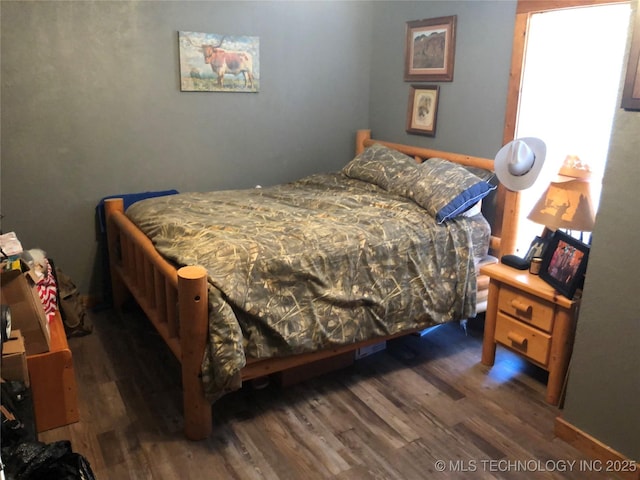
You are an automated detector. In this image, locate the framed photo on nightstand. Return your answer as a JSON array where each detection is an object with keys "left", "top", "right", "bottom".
[
  {"left": 523, "top": 235, "right": 550, "bottom": 263},
  {"left": 540, "top": 230, "right": 589, "bottom": 299}
]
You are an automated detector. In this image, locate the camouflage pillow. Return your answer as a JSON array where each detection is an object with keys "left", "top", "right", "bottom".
[
  {"left": 392, "top": 158, "right": 496, "bottom": 223},
  {"left": 463, "top": 165, "right": 496, "bottom": 183},
  {"left": 342, "top": 143, "right": 417, "bottom": 191}
]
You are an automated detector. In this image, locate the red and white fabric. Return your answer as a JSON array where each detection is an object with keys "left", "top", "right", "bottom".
[{"left": 36, "top": 261, "right": 58, "bottom": 323}]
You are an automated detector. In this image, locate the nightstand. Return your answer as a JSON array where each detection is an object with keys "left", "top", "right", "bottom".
[{"left": 480, "top": 262, "right": 579, "bottom": 405}]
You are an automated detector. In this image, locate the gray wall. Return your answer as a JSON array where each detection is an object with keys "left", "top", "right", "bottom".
[
  {"left": 562, "top": 2, "right": 640, "bottom": 459},
  {"left": 1, "top": 0, "right": 516, "bottom": 295},
  {"left": 0, "top": 0, "right": 372, "bottom": 294},
  {"left": 369, "top": 1, "right": 517, "bottom": 159},
  {"left": 367, "top": 0, "right": 516, "bottom": 253}
]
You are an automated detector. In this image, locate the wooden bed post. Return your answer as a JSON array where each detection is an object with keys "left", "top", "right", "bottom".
[
  {"left": 355, "top": 129, "right": 371, "bottom": 155},
  {"left": 177, "top": 265, "right": 212, "bottom": 440},
  {"left": 104, "top": 198, "right": 129, "bottom": 309},
  {"left": 497, "top": 187, "right": 520, "bottom": 256}
]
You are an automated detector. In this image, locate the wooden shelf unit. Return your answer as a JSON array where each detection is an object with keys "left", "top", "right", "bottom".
[{"left": 26, "top": 309, "right": 79, "bottom": 432}]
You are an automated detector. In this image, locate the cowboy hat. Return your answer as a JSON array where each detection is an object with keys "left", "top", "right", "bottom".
[{"left": 494, "top": 137, "right": 546, "bottom": 191}]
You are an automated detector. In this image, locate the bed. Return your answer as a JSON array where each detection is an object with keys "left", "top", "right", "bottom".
[{"left": 104, "top": 130, "right": 519, "bottom": 440}]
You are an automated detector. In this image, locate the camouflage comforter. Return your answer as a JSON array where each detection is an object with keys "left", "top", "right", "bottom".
[{"left": 126, "top": 172, "right": 490, "bottom": 401}]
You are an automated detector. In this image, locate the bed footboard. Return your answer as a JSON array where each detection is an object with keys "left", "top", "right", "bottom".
[{"left": 104, "top": 198, "right": 212, "bottom": 440}]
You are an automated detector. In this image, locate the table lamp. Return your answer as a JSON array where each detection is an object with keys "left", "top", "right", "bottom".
[{"left": 527, "top": 155, "right": 596, "bottom": 234}]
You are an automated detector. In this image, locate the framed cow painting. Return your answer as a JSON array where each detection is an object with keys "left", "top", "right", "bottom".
[{"left": 178, "top": 31, "right": 259, "bottom": 92}]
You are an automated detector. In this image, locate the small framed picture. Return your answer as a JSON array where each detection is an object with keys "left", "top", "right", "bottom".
[
  {"left": 540, "top": 230, "right": 590, "bottom": 300},
  {"left": 524, "top": 235, "right": 550, "bottom": 263},
  {"left": 621, "top": 6, "right": 640, "bottom": 110},
  {"left": 406, "top": 85, "right": 440, "bottom": 136},
  {"left": 404, "top": 15, "right": 457, "bottom": 82}
]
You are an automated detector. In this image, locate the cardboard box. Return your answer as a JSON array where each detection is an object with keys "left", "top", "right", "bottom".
[
  {"left": 1, "top": 269, "right": 51, "bottom": 355},
  {"left": 2, "top": 329, "right": 29, "bottom": 386}
]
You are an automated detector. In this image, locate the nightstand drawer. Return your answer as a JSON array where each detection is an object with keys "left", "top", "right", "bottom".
[
  {"left": 498, "top": 285, "right": 554, "bottom": 332},
  {"left": 495, "top": 312, "right": 551, "bottom": 366}
]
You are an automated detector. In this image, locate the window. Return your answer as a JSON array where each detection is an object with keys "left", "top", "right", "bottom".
[{"left": 507, "top": 2, "right": 630, "bottom": 255}]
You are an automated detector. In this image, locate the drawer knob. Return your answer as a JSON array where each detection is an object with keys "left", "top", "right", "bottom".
[
  {"left": 511, "top": 299, "right": 533, "bottom": 315},
  {"left": 507, "top": 331, "right": 528, "bottom": 348}
]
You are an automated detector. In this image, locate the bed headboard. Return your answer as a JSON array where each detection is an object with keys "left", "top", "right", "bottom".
[{"left": 355, "top": 129, "right": 519, "bottom": 258}]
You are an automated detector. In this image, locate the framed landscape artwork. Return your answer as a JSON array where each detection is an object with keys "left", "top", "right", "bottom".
[{"left": 404, "top": 16, "right": 457, "bottom": 82}]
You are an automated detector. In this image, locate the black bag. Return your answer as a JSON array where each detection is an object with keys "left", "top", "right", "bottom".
[
  {"left": 1, "top": 381, "right": 36, "bottom": 447},
  {"left": 1, "top": 381, "right": 95, "bottom": 480},
  {"left": 51, "top": 262, "right": 92, "bottom": 338},
  {"left": 2, "top": 440, "right": 96, "bottom": 480}
]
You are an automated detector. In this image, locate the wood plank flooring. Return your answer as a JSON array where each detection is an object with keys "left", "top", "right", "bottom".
[{"left": 39, "top": 307, "right": 619, "bottom": 479}]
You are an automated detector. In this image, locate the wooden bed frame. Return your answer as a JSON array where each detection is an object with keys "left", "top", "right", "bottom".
[{"left": 104, "top": 129, "right": 519, "bottom": 440}]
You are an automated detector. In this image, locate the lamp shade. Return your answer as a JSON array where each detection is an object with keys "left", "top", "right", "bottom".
[{"left": 527, "top": 179, "right": 596, "bottom": 231}]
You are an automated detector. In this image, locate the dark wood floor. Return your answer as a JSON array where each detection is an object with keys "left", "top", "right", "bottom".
[{"left": 39, "top": 306, "right": 616, "bottom": 479}]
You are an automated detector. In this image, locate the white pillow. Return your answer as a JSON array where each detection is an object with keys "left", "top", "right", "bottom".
[{"left": 461, "top": 200, "right": 482, "bottom": 217}]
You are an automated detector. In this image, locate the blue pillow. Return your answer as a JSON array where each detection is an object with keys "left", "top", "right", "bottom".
[{"left": 391, "top": 158, "right": 496, "bottom": 223}]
